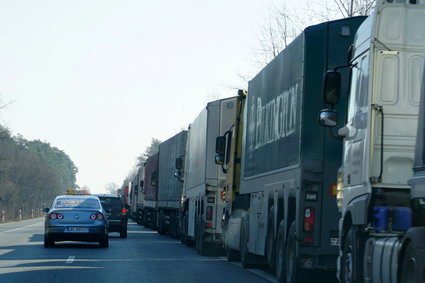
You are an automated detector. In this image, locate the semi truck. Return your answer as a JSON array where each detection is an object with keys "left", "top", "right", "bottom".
[
  {"left": 129, "top": 175, "right": 138, "bottom": 220},
  {"left": 134, "top": 166, "right": 145, "bottom": 225},
  {"left": 319, "top": 1, "right": 425, "bottom": 282},
  {"left": 157, "top": 131, "right": 187, "bottom": 238},
  {"left": 142, "top": 152, "right": 159, "bottom": 229},
  {"left": 176, "top": 97, "right": 239, "bottom": 255},
  {"left": 215, "top": 16, "right": 366, "bottom": 282}
]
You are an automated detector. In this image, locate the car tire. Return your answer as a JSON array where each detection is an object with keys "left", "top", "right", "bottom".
[
  {"left": 100, "top": 235, "right": 109, "bottom": 248},
  {"left": 120, "top": 229, "right": 127, "bottom": 238},
  {"left": 44, "top": 235, "right": 54, "bottom": 248}
]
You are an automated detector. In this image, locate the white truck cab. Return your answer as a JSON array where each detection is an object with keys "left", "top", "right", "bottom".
[{"left": 320, "top": 0, "right": 425, "bottom": 281}]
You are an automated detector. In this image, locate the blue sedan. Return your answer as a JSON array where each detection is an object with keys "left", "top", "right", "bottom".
[{"left": 44, "top": 194, "right": 109, "bottom": 248}]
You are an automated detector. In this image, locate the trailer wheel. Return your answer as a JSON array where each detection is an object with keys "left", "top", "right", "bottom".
[
  {"left": 196, "top": 218, "right": 209, "bottom": 256},
  {"left": 158, "top": 210, "right": 166, "bottom": 235},
  {"left": 182, "top": 211, "right": 193, "bottom": 246},
  {"left": 275, "top": 220, "right": 286, "bottom": 282},
  {"left": 225, "top": 246, "right": 241, "bottom": 262},
  {"left": 266, "top": 206, "right": 276, "bottom": 270},
  {"left": 169, "top": 211, "right": 175, "bottom": 238},
  {"left": 285, "top": 221, "right": 302, "bottom": 283},
  {"left": 240, "top": 213, "right": 253, "bottom": 268}
]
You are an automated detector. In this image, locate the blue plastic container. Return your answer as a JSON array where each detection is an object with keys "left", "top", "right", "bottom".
[
  {"left": 393, "top": 207, "right": 412, "bottom": 231},
  {"left": 373, "top": 206, "right": 388, "bottom": 232}
]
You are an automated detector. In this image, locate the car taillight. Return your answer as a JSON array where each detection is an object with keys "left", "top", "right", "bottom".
[
  {"left": 304, "top": 207, "right": 315, "bottom": 232},
  {"left": 122, "top": 209, "right": 127, "bottom": 214},
  {"left": 49, "top": 213, "right": 63, "bottom": 220},
  {"left": 206, "top": 206, "right": 213, "bottom": 221},
  {"left": 90, "top": 213, "right": 105, "bottom": 220}
]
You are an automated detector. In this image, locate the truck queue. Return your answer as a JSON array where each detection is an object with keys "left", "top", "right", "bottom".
[{"left": 124, "top": 1, "right": 425, "bottom": 282}]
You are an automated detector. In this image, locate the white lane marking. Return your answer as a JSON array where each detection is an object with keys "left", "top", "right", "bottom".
[
  {"left": 0, "top": 222, "right": 43, "bottom": 234},
  {"left": 66, "top": 256, "right": 75, "bottom": 264}
]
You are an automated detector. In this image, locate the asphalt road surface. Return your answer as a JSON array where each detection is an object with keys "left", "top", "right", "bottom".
[
  {"left": 0, "top": 218, "right": 339, "bottom": 283},
  {"left": 0, "top": 218, "right": 278, "bottom": 283}
]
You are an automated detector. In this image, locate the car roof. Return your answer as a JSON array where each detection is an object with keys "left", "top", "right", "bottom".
[
  {"left": 56, "top": 194, "right": 99, "bottom": 199},
  {"left": 93, "top": 194, "right": 122, "bottom": 198}
]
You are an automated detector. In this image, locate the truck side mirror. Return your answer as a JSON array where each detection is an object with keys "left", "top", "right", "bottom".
[
  {"left": 175, "top": 157, "right": 183, "bottom": 170},
  {"left": 134, "top": 185, "right": 138, "bottom": 195},
  {"left": 151, "top": 171, "right": 158, "bottom": 187},
  {"left": 139, "top": 180, "right": 144, "bottom": 188},
  {"left": 215, "top": 155, "right": 224, "bottom": 166},
  {"left": 319, "top": 109, "right": 338, "bottom": 127},
  {"left": 323, "top": 71, "right": 341, "bottom": 105},
  {"left": 216, "top": 136, "right": 226, "bottom": 155}
]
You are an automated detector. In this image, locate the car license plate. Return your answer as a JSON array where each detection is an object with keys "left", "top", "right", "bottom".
[{"left": 65, "top": 227, "right": 88, "bottom": 233}]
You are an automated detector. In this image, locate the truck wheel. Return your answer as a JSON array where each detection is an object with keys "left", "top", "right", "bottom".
[
  {"left": 240, "top": 213, "right": 253, "bottom": 268},
  {"left": 275, "top": 220, "right": 286, "bottom": 282},
  {"left": 341, "top": 227, "right": 360, "bottom": 283},
  {"left": 266, "top": 206, "right": 276, "bottom": 270},
  {"left": 400, "top": 240, "right": 425, "bottom": 283},
  {"left": 44, "top": 235, "right": 55, "bottom": 248},
  {"left": 226, "top": 245, "right": 241, "bottom": 262},
  {"left": 285, "top": 221, "right": 301, "bottom": 283},
  {"left": 196, "top": 218, "right": 208, "bottom": 256},
  {"left": 158, "top": 211, "right": 165, "bottom": 235}
]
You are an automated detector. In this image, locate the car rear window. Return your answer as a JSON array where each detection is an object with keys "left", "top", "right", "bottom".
[
  {"left": 54, "top": 198, "right": 100, "bottom": 209},
  {"left": 99, "top": 197, "right": 123, "bottom": 209}
]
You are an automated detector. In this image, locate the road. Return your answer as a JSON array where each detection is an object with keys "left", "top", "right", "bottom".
[{"left": 0, "top": 218, "right": 276, "bottom": 283}]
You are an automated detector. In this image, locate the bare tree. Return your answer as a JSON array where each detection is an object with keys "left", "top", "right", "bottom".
[
  {"left": 105, "top": 183, "right": 119, "bottom": 195},
  {"left": 255, "top": 5, "right": 305, "bottom": 67},
  {"left": 254, "top": 0, "right": 375, "bottom": 68}
]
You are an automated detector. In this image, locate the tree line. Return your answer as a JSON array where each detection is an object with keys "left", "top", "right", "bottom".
[{"left": 0, "top": 125, "right": 77, "bottom": 221}]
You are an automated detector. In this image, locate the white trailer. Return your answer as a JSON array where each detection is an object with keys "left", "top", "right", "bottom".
[{"left": 179, "top": 97, "right": 238, "bottom": 255}]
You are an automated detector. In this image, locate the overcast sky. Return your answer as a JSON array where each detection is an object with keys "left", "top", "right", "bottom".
[{"left": 0, "top": 0, "right": 312, "bottom": 193}]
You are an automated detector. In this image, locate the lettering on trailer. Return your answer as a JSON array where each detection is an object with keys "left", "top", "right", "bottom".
[{"left": 248, "top": 83, "right": 299, "bottom": 152}]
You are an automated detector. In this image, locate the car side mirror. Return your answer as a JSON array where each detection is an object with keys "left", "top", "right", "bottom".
[
  {"left": 43, "top": 208, "right": 50, "bottom": 213},
  {"left": 323, "top": 71, "right": 341, "bottom": 105},
  {"left": 319, "top": 109, "right": 338, "bottom": 127}
]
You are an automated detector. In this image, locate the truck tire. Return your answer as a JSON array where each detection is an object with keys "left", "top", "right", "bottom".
[
  {"left": 226, "top": 246, "right": 241, "bottom": 262},
  {"left": 240, "top": 213, "right": 253, "bottom": 268},
  {"left": 400, "top": 227, "right": 425, "bottom": 283},
  {"left": 158, "top": 210, "right": 166, "bottom": 235},
  {"left": 196, "top": 218, "right": 209, "bottom": 256},
  {"left": 169, "top": 211, "right": 175, "bottom": 238},
  {"left": 341, "top": 227, "right": 363, "bottom": 283},
  {"left": 266, "top": 206, "right": 276, "bottom": 270},
  {"left": 275, "top": 220, "right": 286, "bottom": 282},
  {"left": 285, "top": 221, "right": 301, "bottom": 283}
]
